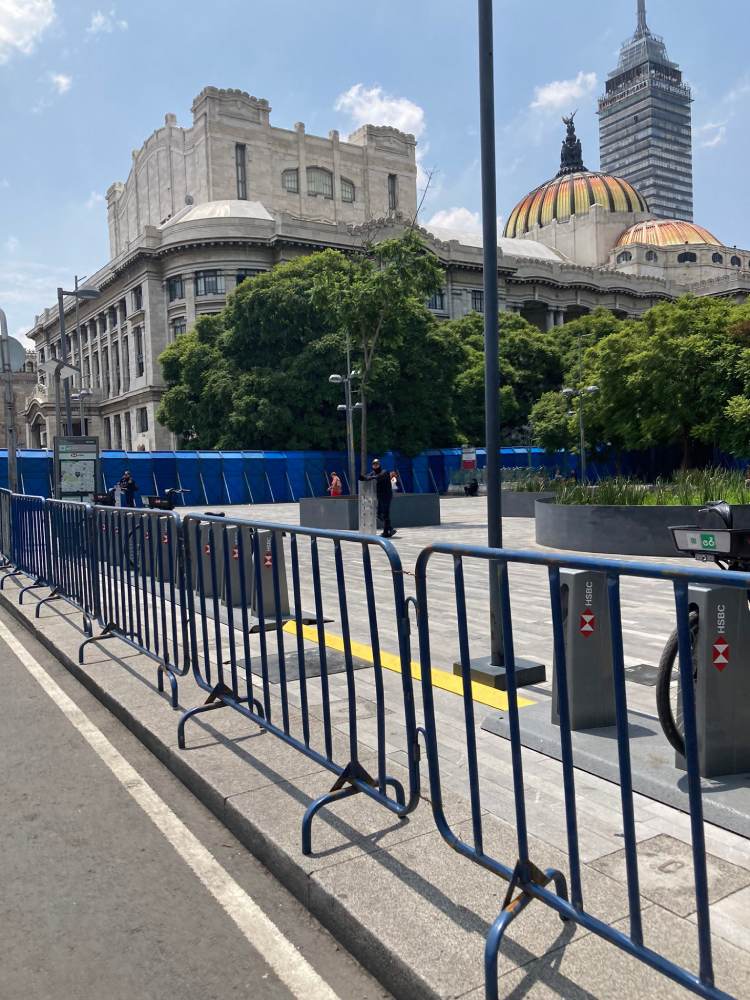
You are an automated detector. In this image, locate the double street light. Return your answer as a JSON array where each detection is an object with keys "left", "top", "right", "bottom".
[
  {"left": 0, "top": 305, "right": 18, "bottom": 492},
  {"left": 562, "top": 384, "right": 599, "bottom": 483},
  {"left": 328, "top": 369, "right": 361, "bottom": 494},
  {"left": 55, "top": 282, "right": 100, "bottom": 437}
]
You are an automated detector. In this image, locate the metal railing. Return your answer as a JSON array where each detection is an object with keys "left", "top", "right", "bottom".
[
  {"left": 414, "top": 541, "right": 741, "bottom": 1000},
  {"left": 180, "top": 512, "right": 420, "bottom": 853}
]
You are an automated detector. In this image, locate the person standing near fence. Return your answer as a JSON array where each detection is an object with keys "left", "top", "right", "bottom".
[
  {"left": 362, "top": 458, "right": 394, "bottom": 537},
  {"left": 328, "top": 471, "right": 342, "bottom": 497},
  {"left": 118, "top": 470, "right": 138, "bottom": 508}
]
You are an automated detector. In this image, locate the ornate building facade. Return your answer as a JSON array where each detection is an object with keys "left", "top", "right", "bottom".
[{"left": 23, "top": 89, "right": 749, "bottom": 451}]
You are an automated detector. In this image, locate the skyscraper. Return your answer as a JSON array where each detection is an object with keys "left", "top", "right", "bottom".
[{"left": 598, "top": 0, "right": 693, "bottom": 221}]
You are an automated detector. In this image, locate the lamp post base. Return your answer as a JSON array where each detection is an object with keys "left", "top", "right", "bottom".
[{"left": 453, "top": 655, "right": 546, "bottom": 691}]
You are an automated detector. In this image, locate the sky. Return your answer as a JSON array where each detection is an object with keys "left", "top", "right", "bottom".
[{"left": 1, "top": 0, "right": 748, "bottom": 344}]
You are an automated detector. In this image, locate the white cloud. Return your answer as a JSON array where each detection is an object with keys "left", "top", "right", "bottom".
[
  {"left": 698, "top": 121, "right": 727, "bottom": 149},
  {"left": 427, "top": 207, "right": 482, "bottom": 237},
  {"left": 530, "top": 71, "right": 597, "bottom": 112},
  {"left": 0, "top": 259, "right": 71, "bottom": 338},
  {"left": 85, "top": 191, "right": 105, "bottom": 210},
  {"left": 49, "top": 70, "right": 71, "bottom": 94},
  {"left": 0, "top": 178, "right": 9, "bottom": 188},
  {"left": 4, "top": 235, "right": 19, "bottom": 253},
  {"left": 335, "top": 83, "right": 425, "bottom": 140},
  {"left": 725, "top": 76, "right": 750, "bottom": 105},
  {"left": 87, "top": 8, "right": 128, "bottom": 35},
  {"left": 0, "top": 0, "right": 55, "bottom": 64}
]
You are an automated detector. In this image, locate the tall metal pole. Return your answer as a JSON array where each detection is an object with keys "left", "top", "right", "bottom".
[
  {"left": 478, "top": 0, "right": 504, "bottom": 664},
  {"left": 75, "top": 275, "right": 81, "bottom": 433},
  {"left": 578, "top": 396, "right": 587, "bottom": 484},
  {"left": 0, "top": 306, "right": 18, "bottom": 492},
  {"left": 345, "top": 334, "right": 356, "bottom": 493},
  {"left": 57, "top": 287, "right": 74, "bottom": 437}
]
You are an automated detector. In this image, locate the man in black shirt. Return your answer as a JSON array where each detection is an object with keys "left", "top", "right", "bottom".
[{"left": 364, "top": 458, "right": 394, "bottom": 537}]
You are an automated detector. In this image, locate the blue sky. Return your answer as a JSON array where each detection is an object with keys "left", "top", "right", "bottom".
[{"left": 1, "top": 0, "right": 748, "bottom": 342}]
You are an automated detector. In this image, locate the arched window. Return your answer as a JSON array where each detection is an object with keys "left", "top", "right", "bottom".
[
  {"left": 307, "top": 166, "right": 333, "bottom": 199},
  {"left": 677, "top": 251, "right": 697, "bottom": 264},
  {"left": 616, "top": 251, "right": 632, "bottom": 264},
  {"left": 645, "top": 250, "right": 658, "bottom": 262},
  {"left": 282, "top": 168, "right": 299, "bottom": 194},
  {"left": 731, "top": 255, "right": 742, "bottom": 267},
  {"left": 341, "top": 178, "right": 355, "bottom": 203},
  {"left": 712, "top": 252, "right": 724, "bottom": 264}
]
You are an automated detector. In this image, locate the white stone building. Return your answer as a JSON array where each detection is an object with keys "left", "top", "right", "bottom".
[{"left": 22, "top": 90, "right": 750, "bottom": 451}]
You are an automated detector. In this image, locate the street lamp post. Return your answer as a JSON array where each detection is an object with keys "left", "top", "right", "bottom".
[
  {"left": 329, "top": 365, "right": 361, "bottom": 495},
  {"left": 57, "top": 284, "right": 100, "bottom": 437},
  {"left": 78, "top": 387, "right": 93, "bottom": 437},
  {"left": 562, "top": 385, "right": 599, "bottom": 483},
  {"left": 0, "top": 305, "right": 19, "bottom": 492}
]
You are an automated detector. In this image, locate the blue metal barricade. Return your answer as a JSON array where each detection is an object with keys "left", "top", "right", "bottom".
[
  {"left": 78, "top": 505, "right": 189, "bottom": 706},
  {"left": 3, "top": 493, "right": 49, "bottom": 602},
  {"left": 38, "top": 499, "right": 98, "bottom": 632},
  {"left": 180, "top": 512, "right": 420, "bottom": 853},
  {"left": 414, "top": 542, "right": 740, "bottom": 1000},
  {"left": 0, "top": 488, "right": 12, "bottom": 569}
]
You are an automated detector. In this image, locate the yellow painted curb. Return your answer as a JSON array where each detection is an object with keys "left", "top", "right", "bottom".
[{"left": 282, "top": 622, "right": 535, "bottom": 711}]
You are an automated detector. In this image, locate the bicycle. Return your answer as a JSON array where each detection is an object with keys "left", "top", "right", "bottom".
[{"left": 656, "top": 500, "right": 750, "bottom": 755}]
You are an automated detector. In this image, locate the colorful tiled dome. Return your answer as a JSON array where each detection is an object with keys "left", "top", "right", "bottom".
[
  {"left": 504, "top": 171, "right": 649, "bottom": 238},
  {"left": 616, "top": 219, "right": 721, "bottom": 248}
]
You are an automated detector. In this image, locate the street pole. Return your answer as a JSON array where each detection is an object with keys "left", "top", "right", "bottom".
[
  {"left": 57, "top": 287, "right": 74, "bottom": 437},
  {"left": 0, "top": 306, "right": 19, "bottom": 492},
  {"left": 345, "top": 335, "right": 356, "bottom": 494},
  {"left": 75, "top": 275, "right": 81, "bottom": 433},
  {"left": 478, "top": 0, "right": 504, "bottom": 664},
  {"left": 578, "top": 396, "right": 587, "bottom": 484}
]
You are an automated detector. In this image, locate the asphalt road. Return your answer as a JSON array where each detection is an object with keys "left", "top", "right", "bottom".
[{"left": 0, "top": 604, "right": 389, "bottom": 1000}]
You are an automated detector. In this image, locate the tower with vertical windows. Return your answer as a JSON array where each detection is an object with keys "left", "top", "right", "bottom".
[{"left": 598, "top": 0, "right": 693, "bottom": 221}]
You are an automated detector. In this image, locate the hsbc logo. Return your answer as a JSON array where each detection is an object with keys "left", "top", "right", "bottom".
[
  {"left": 713, "top": 637, "right": 729, "bottom": 671},
  {"left": 579, "top": 612, "right": 596, "bottom": 637}
]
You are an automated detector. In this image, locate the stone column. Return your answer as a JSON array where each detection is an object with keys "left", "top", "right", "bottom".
[
  {"left": 545, "top": 306, "right": 556, "bottom": 332},
  {"left": 555, "top": 308, "right": 567, "bottom": 327}
]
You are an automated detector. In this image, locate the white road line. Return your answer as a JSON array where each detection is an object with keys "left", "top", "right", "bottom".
[{"left": 0, "top": 618, "right": 341, "bottom": 1000}]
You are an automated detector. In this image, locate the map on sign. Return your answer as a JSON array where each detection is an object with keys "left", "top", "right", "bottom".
[{"left": 55, "top": 437, "right": 100, "bottom": 500}]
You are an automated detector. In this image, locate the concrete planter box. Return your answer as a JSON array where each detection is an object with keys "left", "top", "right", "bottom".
[
  {"left": 501, "top": 490, "right": 554, "bottom": 517},
  {"left": 300, "top": 493, "right": 441, "bottom": 531},
  {"left": 535, "top": 497, "right": 750, "bottom": 557}
]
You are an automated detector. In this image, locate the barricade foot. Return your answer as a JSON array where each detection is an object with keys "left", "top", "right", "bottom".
[
  {"left": 82, "top": 614, "right": 93, "bottom": 637},
  {"left": 18, "top": 579, "right": 46, "bottom": 605},
  {"left": 0, "top": 568, "right": 21, "bottom": 590},
  {"left": 383, "top": 775, "right": 406, "bottom": 805},
  {"left": 484, "top": 859, "right": 569, "bottom": 999},
  {"left": 301, "top": 760, "right": 378, "bottom": 856},
  {"left": 79, "top": 624, "right": 116, "bottom": 664},
  {"left": 157, "top": 665, "right": 179, "bottom": 709},
  {"left": 35, "top": 587, "right": 62, "bottom": 618},
  {"left": 177, "top": 682, "right": 243, "bottom": 749}
]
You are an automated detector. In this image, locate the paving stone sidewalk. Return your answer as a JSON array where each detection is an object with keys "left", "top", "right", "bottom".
[{"left": 1, "top": 497, "right": 748, "bottom": 998}]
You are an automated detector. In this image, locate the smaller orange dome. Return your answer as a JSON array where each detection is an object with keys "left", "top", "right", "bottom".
[{"left": 617, "top": 219, "right": 721, "bottom": 248}]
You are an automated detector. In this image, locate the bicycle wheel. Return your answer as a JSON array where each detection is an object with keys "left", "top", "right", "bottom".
[{"left": 655, "top": 610, "right": 699, "bottom": 756}]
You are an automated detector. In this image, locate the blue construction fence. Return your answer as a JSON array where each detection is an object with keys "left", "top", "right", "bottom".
[
  {"left": 0, "top": 447, "right": 574, "bottom": 506},
  {"left": 4, "top": 444, "right": 744, "bottom": 505}
]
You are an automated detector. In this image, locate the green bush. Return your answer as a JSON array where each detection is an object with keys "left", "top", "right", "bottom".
[{"left": 555, "top": 468, "right": 750, "bottom": 505}]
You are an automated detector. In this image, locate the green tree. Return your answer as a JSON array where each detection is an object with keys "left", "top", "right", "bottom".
[
  {"left": 448, "top": 310, "right": 563, "bottom": 445},
  {"left": 310, "top": 229, "right": 443, "bottom": 466}
]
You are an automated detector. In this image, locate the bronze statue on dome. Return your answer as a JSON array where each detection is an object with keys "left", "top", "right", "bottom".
[{"left": 557, "top": 111, "right": 587, "bottom": 176}]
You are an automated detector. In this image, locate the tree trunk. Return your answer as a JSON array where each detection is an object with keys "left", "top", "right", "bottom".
[{"left": 681, "top": 428, "right": 691, "bottom": 469}]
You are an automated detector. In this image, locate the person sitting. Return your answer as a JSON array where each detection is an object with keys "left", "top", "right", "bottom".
[{"left": 464, "top": 478, "right": 479, "bottom": 497}]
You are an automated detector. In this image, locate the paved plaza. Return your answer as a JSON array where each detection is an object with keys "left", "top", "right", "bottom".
[{"left": 2, "top": 496, "right": 749, "bottom": 998}]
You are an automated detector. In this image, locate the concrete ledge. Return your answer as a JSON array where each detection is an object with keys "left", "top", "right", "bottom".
[
  {"left": 535, "top": 498, "right": 750, "bottom": 557},
  {"left": 300, "top": 492, "right": 441, "bottom": 530},
  {"left": 500, "top": 490, "right": 554, "bottom": 517}
]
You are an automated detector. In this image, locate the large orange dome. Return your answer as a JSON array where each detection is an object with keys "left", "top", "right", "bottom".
[
  {"left": 616, "top": 219, "right": 721, "bottom": 248},
  {"left": 504, "top": 171, "right": 649, "bottom": 239}
]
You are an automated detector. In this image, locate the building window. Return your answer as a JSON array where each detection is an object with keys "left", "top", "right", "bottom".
[
  {"left": 109, "top": 306, "right": 118, "bottom": 329},
  {"left": 80, "top": 324, "right": 89, "bottom": 345},
  {"left": 131, "top": 285, "right": 143, "bottom": 311},
  {"left": 428, "top": 290, "right": 446, "bottom": 312},
  {"left": 104, "top": 417, "right": 112, "bottom": 449},
  {"left": 114, "top": 414, "right": 122, "bottom": 449},
  {"left": 471, "top": 290, "right": 484, "bottom": 313},
  {"left": 235, "top": 143, "right": 248, "bottom": 200},
  {"left": 731, "top": 255, "right": 742, "bottom": 267},
  {"left": 172, "top": 318, "right": 187, "bottom": 340},
  {"left": 134, "top": 326, "right": 144, "bottom": 377},
  {"left": 645, "top": 250, "right": 658, "bottom": 262},
  {"left": 102, "top": 347, "right": 110, "bottom": 396},
  {"left": 341, "top": 178, "right": 355, "bottom": 203},
  {"left": 167, "top": 275, "right": 184, "bottom": 301},
  {"left": 677, "top": 251, "right": 697, "bottom": 263},
  {"left": 119, "top": 299, "right": 127, "bottom": 325},
  {"left": 282, "top": 168, "right": 299, "bottom": 193},
  {"left": 124, "top": 411, "right": 132, "bottom": 452},
  {"left": 236, "top": 269, "right": 264, "bottom": 286},
  {"left": 93, "top": 351, "right": 100, "bottom": 388},
  {"left": 112, "top": 342, "right": 121, "bottom": 395},
  {"left": 195, "top": 270, "right": 225, "bottom": 296},
  {"left": 122, "top": 337, "right": 130, "bottom": 391},
  {"left": 137, "top": 406, "right": 149, "bottom": 433},
  {"left": 712, "top": 252, "right": 724, "bottom": 264},
  {"left": 616, "top": 251, "right": 633, "bottom": 264},
  {"left": 388, "top": 174, "right": 398, "bottom": 212},
  {"left": 99, "top": 314, "right": 107, "bottom": 335},
  {"left": 307, "top": 166, "right": 333, "bottom": 199}
]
